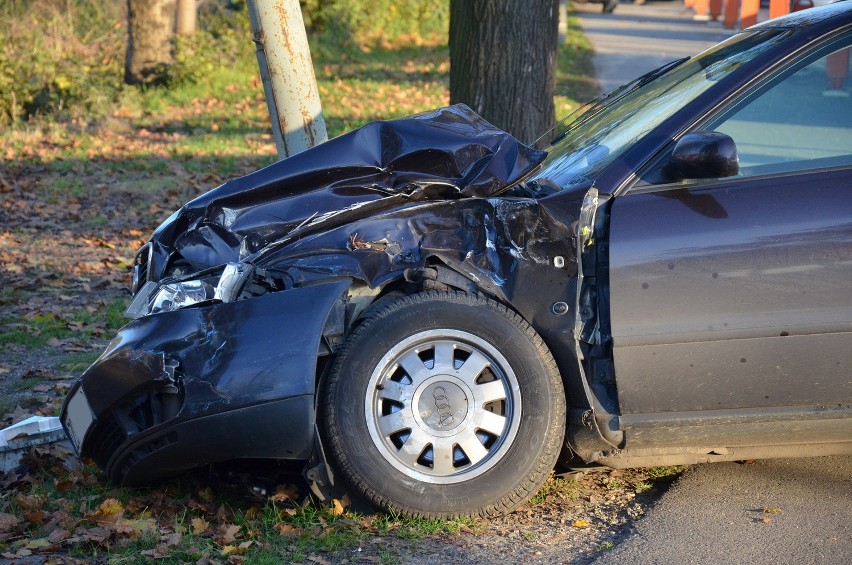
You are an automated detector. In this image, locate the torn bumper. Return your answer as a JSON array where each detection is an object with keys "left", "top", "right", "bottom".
[{"left": 61, "top": 279, "right": 350, "bottom": 485}]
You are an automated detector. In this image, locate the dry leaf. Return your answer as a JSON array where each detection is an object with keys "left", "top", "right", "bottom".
[
  {"left": 270, "top": 484, "right": 299, "bottom": 502},
  {"left": 329, "top": 500, "right": 345, "bottom": 516},
  {"left": 191, "top": 517, "right": 210, "bottom": 535},
  {"left": 329, "top": 495, "right": 350, "bottom": 516},
  {"left": 91, "top": 498, "right": 124, "bottom": 524},
  {"left": 571, "top": 519, "right": 590, "bottom": 528},
  {"left": 0, "top": 513, "right": 21, "bottom": 533},
  {"left": 216, "top": 523, "right": 241, "bottom": 544},
  {"left": 273, "top": 523, "right": 303, "bottom": 536},
  {"left": 221, "top": 544, "right": 244, "bottom": 556},
  {"left": 23, "top": 511, "right": 46, "bottom": 525},
  {"left": 24, "top": 537, "right": 53, "bottom": 550},
  {"left": 141, "top": 543, "right": 170, "bottom": 559},
  {"left": 15, "top": 495, "right": 44, "bottom": 510},
  {"left": 197, "top": 487, "right": 215, "bottom": 503},
  {"left": 118, "top": 516, "right": 158, "bottom": 537},
  {"left": 48, "top": 528, "right": 70, "bottom": 543}
]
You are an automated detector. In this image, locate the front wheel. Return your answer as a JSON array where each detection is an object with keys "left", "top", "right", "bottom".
[{"left": 322, "top": 291, "right": 566, "bottom": 518}]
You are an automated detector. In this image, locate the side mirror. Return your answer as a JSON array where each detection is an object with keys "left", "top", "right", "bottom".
[{"left": 664, "top": 131, "right": 739, "bottom": 181}]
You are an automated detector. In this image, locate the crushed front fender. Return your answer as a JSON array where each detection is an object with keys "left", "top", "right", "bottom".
[{"left": 61, "top": 279, "right": 350, "bottom": 485}]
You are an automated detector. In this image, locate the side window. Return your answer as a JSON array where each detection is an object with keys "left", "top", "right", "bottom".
[{"left": 711, "top": 40, "right": 852, "bottom": 177}]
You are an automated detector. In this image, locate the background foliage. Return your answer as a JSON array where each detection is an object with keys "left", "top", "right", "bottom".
[
  {"left": 300, "top": 0, "right": 449, "bottom": 49},
  {"left": 0, "top": 0, "right": 450, "bottom": 126}
]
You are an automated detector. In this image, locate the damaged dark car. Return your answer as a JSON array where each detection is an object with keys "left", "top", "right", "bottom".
[{"left": 63, "top": 4, "right": 852, "bottom": 518}]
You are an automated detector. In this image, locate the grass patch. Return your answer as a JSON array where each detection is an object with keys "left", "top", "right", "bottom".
[
  {"left": 58, "top": 351, "right": 102, "bottom": 374},
  {"left": 371, "top": 511, "right": 480, "bottom": 539},
  {"left": 0, "top": 314, "right": 71, "bottom": 348},
  {"left": 646, "top": 466, "right": 688, "bottom": 479},
  {"left": 10, "top": 375, "right": 43, "bottom": 392},
  {"left": 0, "top": 297, "right": 128, "bottom": 350},
  {"left": 529, "top": 475, "right": 582, "bottom": 505}
]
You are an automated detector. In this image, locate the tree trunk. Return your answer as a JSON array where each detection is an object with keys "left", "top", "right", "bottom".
[
  {"left": 175, "top": 0, "right": 197, "bottom": 35},
  {"left": 125, "top": 0, "right": 177, "bottom": 85},
  {"left": 449, "top": 0, "right": 559, "bottom": 147}
]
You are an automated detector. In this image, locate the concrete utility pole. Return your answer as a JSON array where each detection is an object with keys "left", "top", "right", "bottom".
[
  {"left": 175, "top": 0, "right": 197, "bottom": 35},
  {"left": 247, "top": 0, "right": 328, "bottom": 159}
]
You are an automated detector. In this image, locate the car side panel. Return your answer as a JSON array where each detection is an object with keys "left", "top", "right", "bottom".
[{"left": 607, "top": 168, "right": 852, "bottom": 416}]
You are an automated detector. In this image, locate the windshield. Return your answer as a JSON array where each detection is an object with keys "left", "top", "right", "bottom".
[{"left": 531, "top": 29, "right": 791, "bottom": 192}]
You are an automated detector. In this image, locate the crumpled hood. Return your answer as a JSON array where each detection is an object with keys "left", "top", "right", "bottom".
[{"left": 148, "top": 104, "right": 546, "bottom": 278}]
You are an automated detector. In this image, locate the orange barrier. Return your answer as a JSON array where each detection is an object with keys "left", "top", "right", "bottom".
[
  {"left": 723, "top": 0, "right": 740, "bottom": 29},
  {"left": 740, "top": 0, "right": 760, "bottom": 28},
  {"left": 709, "top": 0, "right": 723, "bottom": 21},
  {"left": 769, "top": 0, "right": 791, "bottom": 19}
]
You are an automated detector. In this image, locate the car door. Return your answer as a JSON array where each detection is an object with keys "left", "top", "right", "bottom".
[{"left": 607, "top": 35, "right": 852, "bottom": 446}]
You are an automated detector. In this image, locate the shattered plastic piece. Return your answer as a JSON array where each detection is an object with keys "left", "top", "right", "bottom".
[
  {"left": 0, "top": 416, "right": 63, "bottom": 447},
  {"left": 0, "top": 416, "right": 69, "bottom": 472}
]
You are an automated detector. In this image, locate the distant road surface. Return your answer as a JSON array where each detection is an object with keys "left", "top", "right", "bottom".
[
  {"left": 574, "top": 1, "right": 729, "bottom": 93},
  {"left": 591, "top": 457, "right": 852, "bottom": 564}
]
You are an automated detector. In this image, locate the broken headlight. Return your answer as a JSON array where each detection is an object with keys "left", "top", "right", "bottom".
[
  {"left": 126, "top": 263, "right": 247, "bottom": 319},
  {"left": 149, "top": 279, "right": 215, "bottom": 314}
]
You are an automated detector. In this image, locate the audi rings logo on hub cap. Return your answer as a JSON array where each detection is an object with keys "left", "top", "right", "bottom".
[{"left": 432, "top": 386, "right": 454, "bottom": 426}]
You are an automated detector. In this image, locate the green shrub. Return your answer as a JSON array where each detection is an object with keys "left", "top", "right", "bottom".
[
  {"left": 0, "top": 0, "right": 449, "bottom": 125},
  {"left": 301, "top": 0, "right": 449, "bottom": 49},
  {"left": 170, "top": 3, "right": 254, "bottom": 87},
  {"left": 0, "top": 0, "right": 124, "bottom": 123},
  {"left": 0, "top": 0, "right": 254, "bottom": 125}
]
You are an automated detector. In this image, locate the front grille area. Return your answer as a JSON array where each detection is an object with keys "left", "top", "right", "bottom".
[
  {"left": 117, "top": 432, "right": 179, "bottom": 480},
  {"left": 82, "top": 411, "right": 125, "bottom": 470},
  {"left": 121, "top": 382, "right": 183, "bottom": 434},
  {"left": 83, "top": 379, "right": 184, "bottom": 472}
]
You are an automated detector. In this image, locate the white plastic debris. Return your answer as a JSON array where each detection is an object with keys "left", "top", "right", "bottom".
[
  {"left": 0, "top": 416, "right": 69, "bottom": 472},
  {"left": 0, "top": 416, "right": 62, "bottom": 447}
]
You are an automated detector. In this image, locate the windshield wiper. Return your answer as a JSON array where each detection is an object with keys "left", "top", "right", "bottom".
[{"left": 537, "top": 56, "right": 690, "bottom": 147}]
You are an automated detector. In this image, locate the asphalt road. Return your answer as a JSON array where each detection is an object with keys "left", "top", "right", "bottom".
[
  {"left": 591, "top": 457, "right": 852, "bottom": 564},
  {"left": 576, "top": 4, "right": 851, "bottom": 564},
  {"left": 574, "top": 1, "right": 731, "bottom": 93}
]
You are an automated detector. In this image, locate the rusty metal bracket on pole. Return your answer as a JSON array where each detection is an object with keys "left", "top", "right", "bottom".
[{"left": 247, "top": 0, "right": 328, "bottom": 159}]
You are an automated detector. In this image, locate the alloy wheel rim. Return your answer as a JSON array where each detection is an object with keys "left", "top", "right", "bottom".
[{"left": 364, "top": 329, "right": 521, "bottom": 484}]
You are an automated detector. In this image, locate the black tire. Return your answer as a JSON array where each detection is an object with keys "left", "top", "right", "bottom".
[{"left": 322, "top": 291, "right": 566, "bottom": 518}]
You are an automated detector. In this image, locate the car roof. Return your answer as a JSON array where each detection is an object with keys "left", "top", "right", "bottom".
[{"left": 748, "top": 0, "right": 851, "bottom": 31}]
